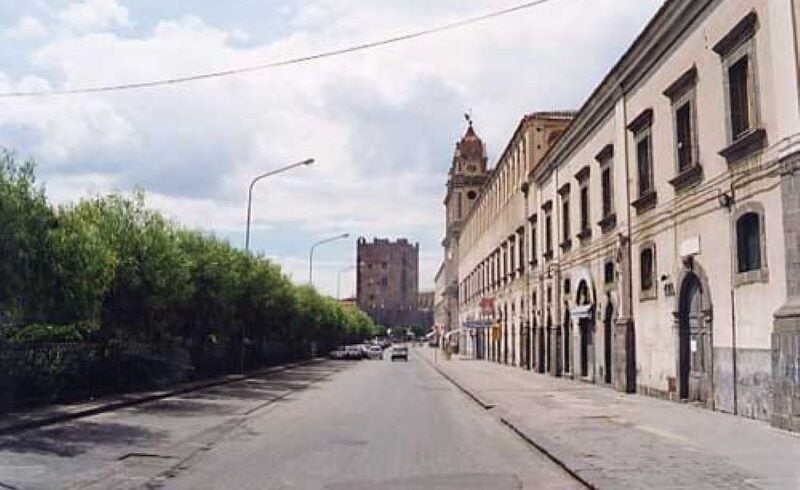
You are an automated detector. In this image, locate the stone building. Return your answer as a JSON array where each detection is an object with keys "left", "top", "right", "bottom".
[
  {"left": 356, "top": 237, "right": 419, "bottom": 327},
  {"left": 440, "top": 0, "right": 800, "bottom": 431}
]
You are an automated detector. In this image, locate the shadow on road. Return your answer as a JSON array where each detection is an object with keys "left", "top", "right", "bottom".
[{"left": 0, "top": 420, "right": 167, "bottom": 457}]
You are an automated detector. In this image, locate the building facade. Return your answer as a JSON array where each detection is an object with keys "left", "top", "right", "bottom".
[
  {"left": 441, "top": 0, "right": 800, "bottom": 431},
  {"left": 356, "top": 237, "right": 420, "bottom": 327}
]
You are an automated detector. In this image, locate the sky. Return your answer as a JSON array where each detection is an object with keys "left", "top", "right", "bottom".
[{"left": 0, "top": 0, "right": 664, "bottom": 298}]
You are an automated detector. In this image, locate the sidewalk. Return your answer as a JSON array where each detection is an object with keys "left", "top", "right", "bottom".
[
  {"left": 0, "top": 358, "right": 321, "bottom": 436},
  {"left": 416, "top": 347, "right": 800, "bottom": 490}
]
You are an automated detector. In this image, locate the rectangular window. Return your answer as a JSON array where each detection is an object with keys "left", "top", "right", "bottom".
[
  {"left": 518, "top": 229, "right": 525, "bottom": 273},
  {"left": 640, "top": 248, "right": 654, "bottom": 292},
  {"left": 545, "top": 214, "right": 553, "bottom": 256},
  {"left": 728, "top": 56, "right": 751, "bottom": 140},
  {"left": 561, "top": 198, "right": 570, "bottom": 242},
  {"left": 601, "top": 166, "right": 613, "bottom": 217},
  {"left": 637, "top": 135, "right": 652, "bottom": 196},
  {"left": 675, "top": 101, "right": 693, "bottom": 171},
  {"left": 530, "top": 220, "right": 537, "bottom": 265},
  {"left": 580, "top": 186, "right": 589, "bottom": 232}
]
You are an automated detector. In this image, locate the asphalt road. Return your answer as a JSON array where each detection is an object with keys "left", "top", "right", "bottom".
[{"left": 0, "top": 348, "right": 582, "bottom": 489}]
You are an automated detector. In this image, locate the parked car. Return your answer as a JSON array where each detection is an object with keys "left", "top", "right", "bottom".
[
  {"left": 344, "top": 345, "right": 365, "bottom": 360},
  {"left": 329, "top": 347, "right": 348, "bottom": 360},
  {"left": 390, "top": 345, "right": 408, "bottom": 362},
  {"left": 366, "top": 345, "right": 383, "bottom": 360}
]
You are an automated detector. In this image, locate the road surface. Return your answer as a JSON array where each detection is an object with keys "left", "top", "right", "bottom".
[{"left": 0, "top": 348, "right": 582, "bottom": 489}]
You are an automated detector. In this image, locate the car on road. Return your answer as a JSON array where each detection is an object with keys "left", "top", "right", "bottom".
[
  {"left": 366, "top": 345, "right": 383, "bottom": 360},
  {"left": 390, "top": 345, "right": 408, "bottom": 362}
]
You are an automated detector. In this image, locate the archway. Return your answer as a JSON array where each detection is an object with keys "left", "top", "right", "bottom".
[
  {"left": 678, "top": 271, "right": 711, "bottom": 402},
  {"left": 571, "top": 279, "right": 595, "bottom": 380}
]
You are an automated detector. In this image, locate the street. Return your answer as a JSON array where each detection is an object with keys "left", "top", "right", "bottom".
[{"left": 0, "top": 349, "right": 582, "bottom": 489}]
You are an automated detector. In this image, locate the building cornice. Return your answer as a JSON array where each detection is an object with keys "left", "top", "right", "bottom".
[{"left": 530, "top": 0, "right": 715, "bottom": 183}]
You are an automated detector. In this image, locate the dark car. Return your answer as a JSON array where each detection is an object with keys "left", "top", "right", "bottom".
[{"left": 390, "top": 345, "right": 408, "bottom": 362}]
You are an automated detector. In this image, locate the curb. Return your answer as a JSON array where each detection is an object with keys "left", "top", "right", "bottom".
[
  {"left": 416, "top": 349, "right": 600, "bottom": 489},
  {"left": 0, "top": 358, "right": 323, "bottom": 436},
  {"left": 414, "top": 349, "right": 495, "bottom": 410},
  {"left": 498, "top": 411, "right": 605, "bottom": 489}
]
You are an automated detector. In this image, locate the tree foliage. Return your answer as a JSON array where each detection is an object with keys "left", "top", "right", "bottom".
[{"left": 0, "top": 151, "right": 376, "bottom": 381}]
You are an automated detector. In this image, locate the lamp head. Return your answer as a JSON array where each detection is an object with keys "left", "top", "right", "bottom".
[{"left": 303, "top": 158, "right": 315, "bottom": 166}]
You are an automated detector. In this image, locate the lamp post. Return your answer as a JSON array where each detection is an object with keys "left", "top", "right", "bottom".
[
  {"left": 337, "top": 265, "right": 355, "bottom": 300},
  {"left": 241, "top": 158, "right": 313, "bottom": 375},
  {"left": 309, "top": 233, "right": 350, "bottom": 287},
  {"left": 245, "top": 158, "right": 314, "bottom": 253}
]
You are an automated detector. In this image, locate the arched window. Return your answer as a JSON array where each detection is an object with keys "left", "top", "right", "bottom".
[
  {"left": 639, "top": 243, "right": 656, "bottom": 300},
  {"left": 736, "top": 212, "right": 761, "bottom": 273}
]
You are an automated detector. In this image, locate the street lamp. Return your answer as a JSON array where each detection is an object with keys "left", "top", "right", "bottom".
[
  {"left": 245, "top": 158, "right": 314, "bottom": 253},
  {"left": 337, "top": 265, "right": 355, "bottom": 300},
  {"left": 309, "top": 233, "right": 350, "bottom": 287}
]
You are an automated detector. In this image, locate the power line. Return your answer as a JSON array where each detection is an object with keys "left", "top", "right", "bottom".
[{"left": 0, "top": 0, "right": 563, "bottom": 98}]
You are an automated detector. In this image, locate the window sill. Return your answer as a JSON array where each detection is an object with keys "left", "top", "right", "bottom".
[
  {"left": 631, "top": 191, "right": 657, "bottom": 215},
  {"left": 559, "top": 239, "right": 572, "bottom": 253},
  {"left": 734, "top": 267, "right": 769, "bottom": 287},
  {"left": 544, "top": 251, "right": 553, "bottom": 261},
  {"left": 669, "top": 164, "right": 703, "bottom": 192},
  {"left": 719, "top": 128, "right": 767, "bottom": 164},
  {"left": 639, "top": 288, "right": 657, "bottom": 302},
  {"left": 598, "top": 213, "right": 617, "bottom": 234},
  {"left": 577, "top": 229, "right": 593, "bottom": 242},
  {"left": 529, "top": 259, "right": 539, "bottom": 269}
]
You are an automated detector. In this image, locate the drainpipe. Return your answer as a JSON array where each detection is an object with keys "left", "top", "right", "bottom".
[
  {"left": 727, "top": 181, "right": 738, "bottom": 414},
  {"left": 620, "top": 82, "right": 636, "bottom": 392}
]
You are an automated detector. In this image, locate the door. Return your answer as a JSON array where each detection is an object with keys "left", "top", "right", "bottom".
[
  {"left": 604, "top": 304, "right": 613, "bottom": 384},
  {"left": 679, "top": 273, "right": 709, "bottom": 402}
]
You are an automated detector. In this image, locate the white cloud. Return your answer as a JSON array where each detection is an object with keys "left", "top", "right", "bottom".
[
  {"left": 58, "top": 0, "right": 130, "bottom": 32},
  {"left": 4, "top": 16, "right": 47, "bottom": 40},
  {"left": 0, "top": 0, "right": 665, "bottom": 290}
]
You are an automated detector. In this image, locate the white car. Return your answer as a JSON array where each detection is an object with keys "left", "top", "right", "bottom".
[{"left": 366, "top": 345, "right": 383, "bottom": 360}]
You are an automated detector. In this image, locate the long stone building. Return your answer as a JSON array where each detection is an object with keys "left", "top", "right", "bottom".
[{"left": 438, "top": 0, "right": 800, "bottom": 432}]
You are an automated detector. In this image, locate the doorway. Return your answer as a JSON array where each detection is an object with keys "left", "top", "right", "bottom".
[
  {"left": 604, "top": 302, "right": 613, "bottom": 384},
  {"left": 678, "top": 272, "right": 710, "bottom": 402}
]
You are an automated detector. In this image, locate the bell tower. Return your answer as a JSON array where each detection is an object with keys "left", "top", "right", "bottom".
[
  {"left": 442, "top": 116, "right": 490, "bottom": 337},
  {"left": 444, "top": 116, "right": 489, "bottom": 233}
]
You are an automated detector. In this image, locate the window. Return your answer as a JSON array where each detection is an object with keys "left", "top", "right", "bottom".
[
  {"left": 675, "top": 102, "right": 694, "bottom": 171},
  {"left": 664, "top": 66, "right": 699, "bottom": 183},
  {"left": 714, "top": 12, "right": 766, "bottom": 163},
  {"left": 604, "top": 261, "right": 615, "bottom": 284},
  {"left": 728, "top": 56, "right": 751, "bottom": 140},
  {"left": 517, "top": 228, "right": 525, "bottom": 273},
  {"left": 601, "top": 166, "right": 613, "bottom": 217},
  {"left": 575, "top": 166, "right": 591, "bottom": 241},
  {"left": 628, "top": 109, "right": 656, "bottom": 214},
  {"left": 580, "top": 186, "right": 589, "bottom": 232},
  {"left": 639, "top": 244, "right": 656, "bottom": 300},
  {"left": 559, "top": 185, "right": 571, "bottom": 251},
  {"left": 543, "top": 202, "right": 553, "bottom": 259},
  {"left": 529, "top": 216, "right": 538, "bottom": 266},
  {"left": 733, "top": 207, "right": 768, "bottom": 287},
  {"left": 636, "top": 135, "right": 653, "bottom": 196}
]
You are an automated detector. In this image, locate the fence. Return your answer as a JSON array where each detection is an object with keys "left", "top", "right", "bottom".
[{"left": 0, "top": 337, "right": 321, "bottom": 411}]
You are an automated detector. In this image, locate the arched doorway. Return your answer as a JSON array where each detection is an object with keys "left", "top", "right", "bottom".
[
  {"left": 572, "top": 280, "right": 594, "bottom": 380},
  {"left": 563, "top": 306, "right": 571, "bottom": 375},
  {"left": 677, "top": 271, "right": 712, "bottom": 403},
  {"left": 545, "top": 312, "right": 552, "bottom": 373},
  {"left": 603, "top": 301, "right": 614, "bottom": 384}
]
